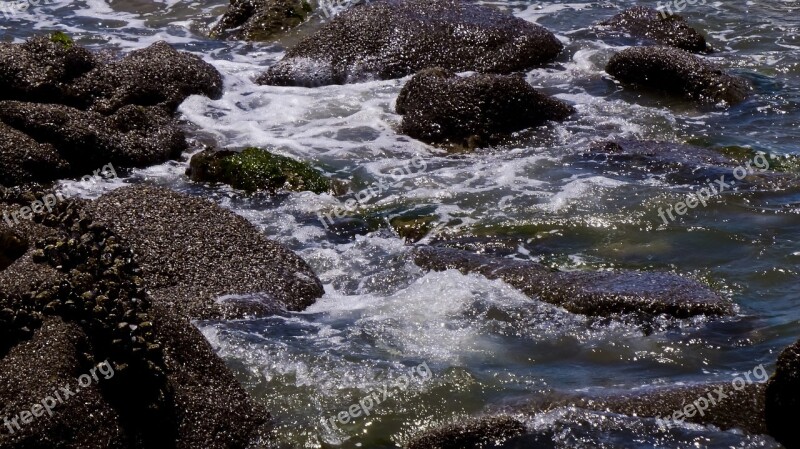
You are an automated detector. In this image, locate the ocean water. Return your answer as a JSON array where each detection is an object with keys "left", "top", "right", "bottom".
[{"left": 5, "top": 0, "right": 800, "bottom": 447}]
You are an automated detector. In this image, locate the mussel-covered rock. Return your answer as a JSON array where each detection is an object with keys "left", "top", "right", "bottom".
[
  {"left": 256, "top": 0, "right": 563, "bottom": 86},
  {"left": 211, "top": 0, "right": 313, "bottom": 41},
  {"left": 413, "top": 246, "right": 733, "bottom": 318},
  {"left": 187, "top": 147, "right": 333, "bottom": 194},
  {"left": 598, "top": 6, "right": 711, "bottom": 53},
  {"left": 606, "top": 46, "right": 749, "bottom": 105},
  {"left": 396, "top": 68, "right": 574, "bottom": 146},
  {"left": 766, "top": 338, "right": 800, "bottom": 449},
  {"left": 88, "top": 185, "right": 325, "bottom": 319},
  {"left": 406, "top": 416, "right": 527, "bottom": 449}
]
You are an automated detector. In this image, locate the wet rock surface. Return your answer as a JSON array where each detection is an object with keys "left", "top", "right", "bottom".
[
  {"left": 187, "top": 147, "right": 333, "bottom": 194},
  {"left": 598, "top": 6, "right": 711, "bottom": 53},
  {"left": 406, "top": 416, "right": 527, "bottom": 449},
  {"left": 0, "top": 36, "right": 222, "bottom": 187},
  {"left": 0, "top": 190, "right": 268, "bottom": 448},
  {"left": 765, "top": 338, "right": 800, "bottom": 449},
  {"left": 413, "top": 246, "right": 733, "bottom": 318},
  {"left": 256, "top": 0, "right": 563, "bottom": 87},
  {"left": 582, "top": 140, "right": 798, "bottom": 189},
  {"left": 88, "top": 185, "right": 325, "bottom": 319},
  {"left": 606, "top": 46, "right": 750, "bottom": 105},
  {"left": 211, "top": 0, "right": 312, "bottom": 41},
  {"left": 396, "top": 68, "right": 574, "bottom": 146}
]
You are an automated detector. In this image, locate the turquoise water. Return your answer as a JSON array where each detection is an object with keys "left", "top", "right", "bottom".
[{"left": 5, "top": 0, "right": 800, "bottom": 447}]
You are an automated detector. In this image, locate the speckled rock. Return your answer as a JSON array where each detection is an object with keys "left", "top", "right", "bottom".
[
  {"left": 606, "top": 46, "right": 749, "bottom": 105},
  {"left": 88, "top": 185, "right": 324, "bottom": 319},
  {"left": 211, "top": 0, "right": 313, "bottom": 41},
  {"left": 598, "top": 6, "right": 711, "bottom": 53},
  {"left": 0, "top": 190, "right": 270, "bottom": 449},
  {"left": 413, "top": 246, "right": 733, "bottom": 318},
  {"left": 256, "top": 0, "right": 563, "bottom": 86},
  {"left": 396, "top": 68, "right": 574, "bottom": 146}
]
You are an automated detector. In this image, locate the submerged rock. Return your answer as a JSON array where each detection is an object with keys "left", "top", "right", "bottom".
[
  {"left": 396, "top": 68, "right": 574, "bottom": 146},
  {"left": 0, "top": 193, "right": 268, "bottom": 448},
  {"left": 606, "top": 46, "right": 749, "bottom": 105},
  {"left": 413, "top": 246, "right": 733, "bottom": 318},
  {"left": 583, "top": 140, "right": 797, "bottom": 189},
  {"left": 187, "top": 147, "right": 332, "bottom": 194},
  {"left": 211, "top": 0, "right": 313, "bottom": 41},
  {"left": 0, "top": 36, "right": 223, "bottom": 188},
  {"left": 88, "top": 185, "right": 325, "bottom": 319},
  {"left": 406, "top": 416, "right": 527, "bottom": 449},
  {"left": 256, "top": 0, "right": 563, "bottom": 87},
  {"left": 598, "top": 6, "right": 711, "bottom": 53}
]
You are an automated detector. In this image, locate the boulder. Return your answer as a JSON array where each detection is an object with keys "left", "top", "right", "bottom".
[
  {"left": 256, "top": 0, "right": 563, "bottom": 87},
  {"left": 88, "top": 185, "right": 325, "bottom": 319},
  {"left": 0, "top": 192, "right": 269, "bottom": 448},
  {"left": 187, "top": 147, "right": 333, "bottom": 194},
  {"left": 0, "top": 36, "right": 224, "bottom": 188},
  {"left": 598, "top": 6, "right": 711, "bottom": 53},
  {"left": 210, "top": 0, "right": 313, "bottom": 41},
  {"left": 396, "top": 68, "right": 574, "bottom": 146},
  {"left": 606, "top": 46, "right": 749, "bottom": 105},
  {"left": 413, "top": 246, "right": 733, "bottom": 318},
  {"left": 765, "top": 338, "right": 800, "bottom": 449}
]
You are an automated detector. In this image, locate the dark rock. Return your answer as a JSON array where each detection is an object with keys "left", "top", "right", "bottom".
[
  {"left": 187, "top": 147, "right": 332, "bottom": 194},
  {"left": 0, "top": 35, "right": 96, "bottom": 105},
  {"left": 406, "top": 416, "right": 527, "bottom": 449},
  {"left": 0, "top": 192, "right": 270, "bottom": 449},
  {"left": 396, "top": 69, "right": 574, "bottom": 146},
  {"left": 256, "top": 0, "right": 563, "bottom": 87},
  {"left": 0, "top": 101, "right": 187, "bottom": 177},
  {"left": 583, "top": 140, "right": 797, "bottom": 189},
  {"left": 766, "top": 338, "right": 800, "bottom": 448},
  {"left": 0, "top": 37, "right": 225, "bottom": 188},
  {"left": 412, "top": 246, "right": 733, "bottom": 318},
  {"left": 211, "top": 0, "right": 313, "bottom": 41},
  {"left": 88, "top": 185, "right": 324, "bottom": 319},
  {"left": 598, "top": 6, "right": 711, "bottom": 53},
  {"left": 606, "top": 46, "right": 749, "bottom": 105}
]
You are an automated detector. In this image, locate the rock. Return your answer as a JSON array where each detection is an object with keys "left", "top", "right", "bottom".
[
  {"left": 187, "top": 147, "right": 332, "bottom": 194},
  {"left": 0, "top": 35, "right": 96, "bottom": 105},
  {"left": 256, "top": 0, "right": 563, "bottom": 87},
  {"left": 598, "top": 6, "right": 711, "bottom": 53},
  {"left": 412, "top": 246, "right": 733, "bottom": 318},
  {"left": 396, "top": 69, "right": 574, "bottom": 146},
  {"left": 0, "top": 194, "right": 269, "bottom": 448},
  {"left": 88, "top": 185, "right": 324, "bottom": 319},
  {"left": 0, "top": 37, "right": 224, "bottom": 188},
  {"left": 406, "top": 416, "right": 527, "bottom": 449},
  {"left": 211, "top": 0, "right": 313, "bottom": 41},
  {"left": 606, "top": 46, "right": 750, "bottom": 105},
  {"left": 389, "top": 214, "right": 439, "bottom": 243},
  {"left": 583, "top": 140, "right": 797, "bottom": 189},
  {"left": 0, "top": 101, "right": 187, "bottom": 180},
  {"left": 765, "top": 338, "right": 800, "bottom": 449},
  {"left": 69, "top": 41, "right": 224, "bottom": 115}
]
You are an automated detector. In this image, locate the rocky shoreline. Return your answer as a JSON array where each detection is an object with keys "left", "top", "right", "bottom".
[{"left": 1, "top": 1, "right": 798, "bottom": 448}]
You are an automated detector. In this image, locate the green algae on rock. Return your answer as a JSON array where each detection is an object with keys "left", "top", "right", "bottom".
[{"left": 187, "top": 147, "right": 332, "bottom": 194}]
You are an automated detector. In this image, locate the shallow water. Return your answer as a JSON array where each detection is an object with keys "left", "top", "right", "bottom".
[{"left": 5, "top": 0, "right": 800, "bottom": 447}]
